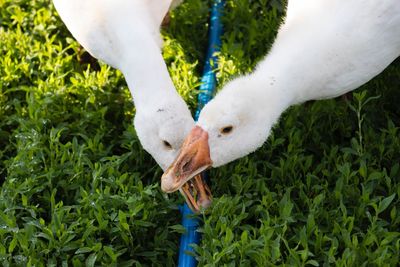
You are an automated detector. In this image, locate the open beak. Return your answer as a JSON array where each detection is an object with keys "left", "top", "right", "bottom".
[
  {"left": 161, "top": 126, "right": 213, "bottom": 211},
  {"left": 179, "top": 173, "right": 212, "bottom": 212}
]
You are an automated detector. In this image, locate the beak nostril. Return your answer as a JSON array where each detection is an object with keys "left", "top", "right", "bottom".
[{"left": 182, "top": 158, "right": 192, "bottom": 173}]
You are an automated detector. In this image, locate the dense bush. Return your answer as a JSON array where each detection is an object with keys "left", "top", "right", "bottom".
[{"left": 0, "top": 0, "right": 399, "bottom": 266}]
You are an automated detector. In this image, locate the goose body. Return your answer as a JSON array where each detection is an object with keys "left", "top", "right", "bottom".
[
  {"left": 53, "top": 0, "right": 194, "bottom": 170},
  {"left": 162, "top": 0, "right": 400, "bottom": 192}
]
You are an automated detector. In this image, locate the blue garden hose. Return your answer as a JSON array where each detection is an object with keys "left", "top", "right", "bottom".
[
  {"left": 194, "top": 0, "right": 224, "bottom": 121},
  {"left": 178, "top": 1, "right": 224, "bottom": 266}
]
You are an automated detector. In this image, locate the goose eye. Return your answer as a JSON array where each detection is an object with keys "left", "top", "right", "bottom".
[
  {"left": 163, "top": 140, "right": 172, "bottom": 150},
  {"left": 220, "top": 125, "right": 233, "bottom": 135}
]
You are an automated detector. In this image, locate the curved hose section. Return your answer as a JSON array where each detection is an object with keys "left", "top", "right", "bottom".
[{"left": 178, "top": 0, "right": 224, "bottom": 266}]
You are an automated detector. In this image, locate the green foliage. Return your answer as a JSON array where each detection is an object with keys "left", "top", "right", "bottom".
[{"left": 0, "top": 0, "right": 399, "bottom": 266}]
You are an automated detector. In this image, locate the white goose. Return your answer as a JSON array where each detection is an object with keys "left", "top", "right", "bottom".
[
  {"left": 53, "top": 0, "right": 212, "bottom": 211},
  {"left": 52, "top": 0, "right": 194, "bottom": 170},
  {"left": 161, "top": 0, "right": 400, "bottom": 193}
]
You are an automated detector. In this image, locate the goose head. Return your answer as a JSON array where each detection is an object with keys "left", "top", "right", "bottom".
[
  {"left": 133, "top": 101, "right": 195, "bottom": 171},
  {"left": 161, "top": 75, "right": 288, "bottom": 192},
  {"left": 135, "top": 104, "right": 214, "bottom": 211}
]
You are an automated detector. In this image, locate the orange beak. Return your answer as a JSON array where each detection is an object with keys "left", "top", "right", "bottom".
[
  {"left": 161, "top": 126, "right": 213, "bottom": 212},
  {"left": 162, "top": 126, "right": 213, "bottom": 192}
]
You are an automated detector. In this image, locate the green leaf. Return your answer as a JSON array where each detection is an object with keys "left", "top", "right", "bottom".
[
  {"left": 85, "top": 253, "right": 97, "bottom": 267},
  {"left": 8, "top": 238, "right": 17, "bottom": 253},
  {"left": 104, "top": 246, "right": 117, "bottom": 262},
  {"left": 378, "top": 194, "right": 396, "bottom": 214},
  {"left": 75, "top": 247, "right": 93, "bottom": 254}
]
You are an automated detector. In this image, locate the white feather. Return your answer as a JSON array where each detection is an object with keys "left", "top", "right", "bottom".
[{"left": 197, "top": 0, "right": 400, "bottom": 167}]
